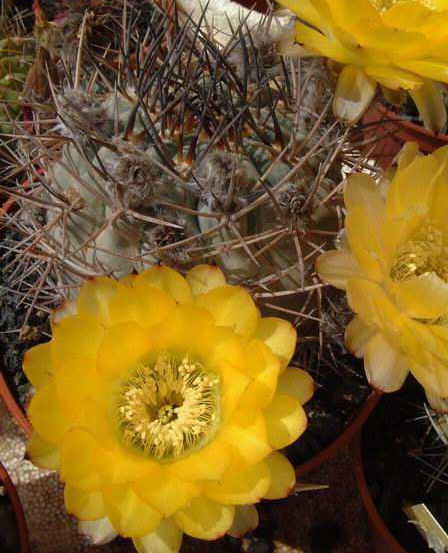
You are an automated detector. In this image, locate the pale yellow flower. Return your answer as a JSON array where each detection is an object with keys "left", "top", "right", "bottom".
[
  {"left": 317, "top": 143, "right": 448, "bottom": 407},
  {"left": 24, "top": 265, "right": 313, "bottom": 552},
  {"left": 278, "top": 0, "right": 448, "bottom": 130}
]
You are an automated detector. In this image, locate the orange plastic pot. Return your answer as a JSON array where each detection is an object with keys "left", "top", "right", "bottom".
[
  {"left": 352, "top": 432, "right": 407, "bottom": 553},
  {"left": 0, "top": 462, "right": 30, "bottom": 553},
  {"left": 362, "top": 101, "right": 448, "bottom": 170}
]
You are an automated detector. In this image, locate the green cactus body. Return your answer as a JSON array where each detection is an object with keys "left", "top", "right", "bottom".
[
  {"left": 0, "top": 36, "right": 32, "bottom": 132},
  {"left": 5, "top": 0, "right": 359, "bottom": 348}
]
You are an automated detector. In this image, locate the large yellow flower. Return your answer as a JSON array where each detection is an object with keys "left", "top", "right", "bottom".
[
  {"left": 317, "top": 143, "right": 448, "bottom": 408},
  {"left": 24, "top": 265, "right": 313, "bottom": 552},
  {"left": 278, "top": 0, "right": 448, "bottom": 130}
]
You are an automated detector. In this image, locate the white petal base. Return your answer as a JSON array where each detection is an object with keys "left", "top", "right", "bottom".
[
  {"left": 133, "top": 519, "right": 183, "bottom": 553},
  {"left": 78, "top": 517, "right": 118, "bottom": 546},
  {"left": 228, "top": 505, "right": 259, "bottom": 538}
]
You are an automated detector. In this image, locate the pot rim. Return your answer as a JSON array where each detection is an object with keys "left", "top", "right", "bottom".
[
  {"left": 0, "top": 461, "right": 31, "bottom": 553},
  {"left": 352, "top": 430, "right": 407, "bottom": 553}
]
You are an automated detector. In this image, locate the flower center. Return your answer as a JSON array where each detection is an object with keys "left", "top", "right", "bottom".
[
  {"left": 390, "top": 226, "right": 448, "bottom": 283},
  {"left": 116, "top": 355, "right": 220, "bottom": 462}
]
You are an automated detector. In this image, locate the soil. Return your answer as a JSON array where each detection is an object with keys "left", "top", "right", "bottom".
[
  {"left": 362, "top": 378, "right": 448, "bottom": 553},
  {"left": 0, "top": 485, "right": 21, "bottom": 553}
]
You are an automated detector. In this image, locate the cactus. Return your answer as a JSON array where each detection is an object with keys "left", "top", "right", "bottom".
[
  {"left": 0, "top": 7, "right": 33, "bottom": 134},
  {"left": 2, "top": 0, "right": 361, "bottom": 351}
]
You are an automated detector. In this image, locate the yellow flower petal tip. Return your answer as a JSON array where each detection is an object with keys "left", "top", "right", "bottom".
[
  {"left": 316, "top": 144, "right": 448, "bottom": 399},
  {"left": 278, "top": 0, "right": 448, "bottom": 129},
  {"left": 24, "top": 265, "right": 311, "bottom": 548}
]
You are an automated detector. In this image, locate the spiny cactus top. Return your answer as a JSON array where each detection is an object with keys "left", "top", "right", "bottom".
[
  {"left": 317, "top": 143, "right": 448, "bottom": 409},
  {"left": 279, "top": 0, "right": 448, "bottom": 130},
  {"left": 25, "top": 264, "right": 313, "bottom": 552}
]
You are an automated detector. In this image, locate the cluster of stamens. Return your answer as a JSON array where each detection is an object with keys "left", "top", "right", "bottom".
[
  {"left": 116, "top": 355, "right": 220, "bottom": 461},
  {"left": 390, "top": 226, "right": 448, "bottom": 283}
]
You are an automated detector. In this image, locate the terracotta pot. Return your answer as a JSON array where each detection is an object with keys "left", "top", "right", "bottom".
[
  {"left": 0, "top": 462, "right": 31, "bottom": 553},
  {"left": 352, "top": 432, "right": 407, "bottom": 553},
  {"left": 296, "top": 389, "right": 381, "bottom": 477},
  {"left": 362, "top": 101, "right": 448, "bottom": 169},
  {"left": 0, "top": 373, "right": 32, "bottom": 437}
]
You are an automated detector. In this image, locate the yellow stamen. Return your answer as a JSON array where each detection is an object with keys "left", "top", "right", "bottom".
[
  {"left": 390, "top": 226, "right": 448, "bottom": 283},
  {"left": 116, "top": 354, "right": 220, "bottom": 461}
]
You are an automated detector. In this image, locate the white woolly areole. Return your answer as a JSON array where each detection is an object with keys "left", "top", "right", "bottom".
[{"left": 176, "top": 0, "right": 294, "bottom": 46}]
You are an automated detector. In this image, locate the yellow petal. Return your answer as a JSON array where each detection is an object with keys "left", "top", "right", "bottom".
[
  {"left": 222, "top": 409, "right": 271, "bottom": 467},
  {"left": 346, "top": 208, "right": 384, "bottom": 281},
  {"left": 51, "top": 315, "right": 105, "bottom": 364},
  {"left": 393, "top": 273, "right": 448, "bottom": 319},
  {"left": 294, "top": 21, "right": 352, "bottom": 64},
  {"left": 382, "top": 86, "right": 406, "bottom": 107},
  {"left": 344, "top": 173, "right": 384, "bottom": 218},
  {"left": 103, "top": 484, "right": 162, "bottom": 538},
  {"left": 425, "top": 392, "right": 448, "bottom": 413},
  {"left": 399, "top": 60, "right": 448, "bottom": 86},
  {"left": 345, "top": 315, "right": 376, "bottom": 358},
  {"left": 133, "top": 519, "right": 183, "bottom": 553},
  {"left": 64, "top": 485, "right": 105, "bottom": 521},
  {"left": 27, "top": 383, "right": 72, "bottom": 443},
  {"left": 276, "top": 368, "right": 314, "bottom": 405},
  {"left": 97, "top": 322, "right": 152, "bottom": 378},
  {"left": 277, "top": 0, "right": 328, "bottom": 29},
  {"left": 228, "top": 505, "right": 259, "bottom": 538},
  {"left": 264, "top": 394, "right": 307, "bottom": 449},
  {"left": 253, "top": 317, "right": 297, "bottom": 370},
  {"left": 134, "top": 475, "right": 200, "bottom": 517},
  {"left": 107, "top": 284, "right": 176, "bottom": 328},
  {"left": 23, "top": 342, "right": 53, "bottom": 389},
  {"left": 51, "top": 299, "right": 77, "bottom": 324},
  {"left": 175, "top": 497, "right": 235, "bottom": 540},
  {"left": 196, "top": 285, "right": 259, "bottom": 339},
  {"left": 26, "top": 432, "right": 60, "bottom": 470},
  {"left": 167, "top": 439, "right": 232, "bottom": 482},
  {"left": 263, "top": 452, "right": 296, "bottom": 500},
  {"left": 205, "top": 461, "right": 271, "bottom": 505},
  {"left": 53, "top": 361, "right": 101, "bottom": 423},
  {"left": 346, "top": 277, "right": 404, "bottom": 344},
  {"left": 364, "top": 333, "right": 409, "bottom": 392},
  {"left": 78, "top": 517, "right": 118, "bottom": 546},
  {"left": 186, "top": 264, "right": 226, "bottom": 296},
  {"left": 394, "top": 142, "right": 421, "bottom": 171},
  {"left": 134, "top": 266, "right": 192, "bottom": 304},
  {"left": 384, "top": 153, "right": 441, "bottom": 257},
  {"left": 364, "top": 65, "right": 423, "bottom": 90},
  {"left": 60, "top": 428, "right": 102, "bottom": 491},
  {"left": 334, "top": 66, "right": 377, "bottom": 124},
  {"left": 242, "top": 340, "right": 281, "bottom": 409},
  {"left": 220, "top": 364, "right": 252, "bottom": 420},
  {"left": 409, "top": 79, "right": 447, "bottom": 133},
  {"left": 76, "top": 277, "right": 123, "bottom": 325},
  {"left": 316, "top": 249, "right": 359, "bottom": 290}
]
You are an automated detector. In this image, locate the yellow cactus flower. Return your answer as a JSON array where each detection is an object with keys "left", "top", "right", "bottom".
[
  {"left": 316, "top": 143, "right": 448, "bottom": 407},
  {"left": 278, "top": 0, "right": 448, "bottom": 130},
  {"left": 24, "top": 264, "right": 313, "bottom": 552}
]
